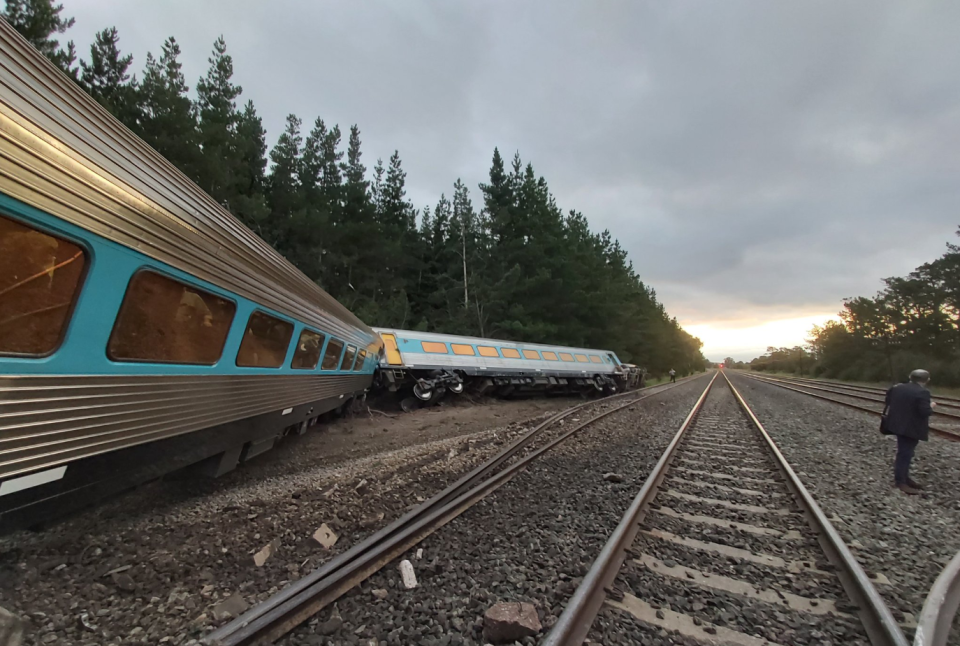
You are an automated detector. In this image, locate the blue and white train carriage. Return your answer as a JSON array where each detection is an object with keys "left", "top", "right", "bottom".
[
  {"left": 374, "top": 328, "right": 637, "bottom": 402},
  {"left": 0, "top": 22, "right": 381, "bottom": 530}
]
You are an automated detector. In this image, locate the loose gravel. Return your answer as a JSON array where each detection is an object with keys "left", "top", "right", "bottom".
[
  {"left": 0, "top": 400, "right": 580, "bottom": 646},
  {"left": 593, "top": 375, "right": 870, "bottom": 646},
  {"left": 279, "top": 375, "right": 712, "bottom": 646},
  {"left": 729, "top": 371, "right": 960, "bottom": 644}
]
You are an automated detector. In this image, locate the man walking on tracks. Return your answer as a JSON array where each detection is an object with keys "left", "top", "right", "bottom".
[
  {"left": 884, "top": 369, "right": 936, "bottom": 495},
  {"left": 669, "top": 369, "right": 676, "bottom": 383}
]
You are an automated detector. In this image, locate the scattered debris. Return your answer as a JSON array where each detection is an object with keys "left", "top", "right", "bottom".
[
  {"left": 320, "top": 606, "right": 343, "bottom": 635},
  {"left": 101, "top": 564, "right": 131, "bottom": 578},
  {"left": 416, "top": 548, "right": 423, "bottom": 560},
  {"left": 602, "top": 473, "right": 624, "bottom": 483},
  {"left": 211, "top": 593, "right": 249, "bottom": 621},
  {"left": 254, "top": 538, "right": 281, "bottom": 567},
  {"left": 359, "top": 512, "right": 384, "bottom": 528},
  {"left": 0, "top": 606, "right": 24, "bottom": 646},
  {"left": 354, "top": 479, "right": 370, "bottom": 495},
  {"left": 367, "top": 408, "right": 397, "bottom": 419},
  {"left": 371, "top": 588, "right": 389, "bottom": 600},
  {"left": 312, "top": 523, "right": 338, "bottom": 549},
  {"left": 399, "top": 559, "right": 418, "bottom": 589},
  {"left": 482, "top": 601, "right": 542, "bottom": 643},
  {"left": 78, "top": 612, "right": 97, "bottom": 632},
  {"left": 111, "top": 572, "right": 136, "bottom": 592}
]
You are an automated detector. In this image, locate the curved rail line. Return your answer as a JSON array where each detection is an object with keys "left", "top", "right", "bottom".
[
  {"left": 914, "top": 549, "right": 960, "bottom": 646},
  {"left": 741, "top": 373, "right": 959, "bottom": 441},
  {"left": 543, "top": 369, "right": 908, "bottom": 646},
  {"left": 202, "top": 375, "right": 706, "bottom": 645}
]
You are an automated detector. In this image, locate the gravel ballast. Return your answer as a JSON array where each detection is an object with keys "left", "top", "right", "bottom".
[
  {"left": 280, "top": 375, "right": 712, "bottom": 646},
  {"left": 728, "top": 371, "right": 960, "bottom": 644}
]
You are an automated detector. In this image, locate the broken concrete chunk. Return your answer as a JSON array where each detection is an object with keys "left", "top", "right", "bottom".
[
  {"left": 371, "top": 588, "right": 388, "bottom": 600},
  {"left": 399, "top": 559, "right": 418, "bottom": 589},
  {"left": 211, "top": 593, "right": 249, "bottom": 621},
  {"left": 0, "top": 606, "right": 24, "bottom": 646},
  {"left": 482, "top": 602, "right": 542, "bottom": 644},
  {"left": 602, "top": 473, "right": 624, "bottom": 483},
  {"left": 254, "top": 538, "right": 281, "bottom": 567},
  {"left": 312, "top": 523, "right": 338, "bottom": 549},
  {"left": 416, "top": 548, "right": 423, "bottom": 560}
]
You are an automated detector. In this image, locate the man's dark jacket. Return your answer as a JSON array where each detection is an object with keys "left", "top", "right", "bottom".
[{"left": 884, "top": 382, "right": 933, "bottom": 441}]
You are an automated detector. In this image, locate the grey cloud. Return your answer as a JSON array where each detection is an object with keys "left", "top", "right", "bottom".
[{"left": 69, "top": 1, "right": 960, "bottom": 347}]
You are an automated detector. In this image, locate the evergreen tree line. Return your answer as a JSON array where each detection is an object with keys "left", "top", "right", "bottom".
[
  {"left": 2, "top": 0, "right": 707, "bottom": 375},
  {"left": 748, "top": 228, "right": 960, "bottom": 386}
]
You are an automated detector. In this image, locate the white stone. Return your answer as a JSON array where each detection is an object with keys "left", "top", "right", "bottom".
[{"left": 399, "top": 559, "right": 418, "bottom": 589}]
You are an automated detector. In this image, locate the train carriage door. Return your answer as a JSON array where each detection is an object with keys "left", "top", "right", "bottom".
[{"left": 380, "top": 332, "right": 403, "bottom": 365}]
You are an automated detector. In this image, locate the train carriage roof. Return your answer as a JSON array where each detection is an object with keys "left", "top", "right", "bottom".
[
  {"left": 0, "top": 21, "right": 374, "bottom": 347},
  {"left": 374, "top": 327, "right": 620, "bottom": 357}
]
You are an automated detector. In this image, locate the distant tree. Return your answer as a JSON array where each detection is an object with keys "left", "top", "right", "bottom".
[
  {"left": 79, "top": 27, "right": 138, "bottom": 127},
  {"left": 1, "top": 0, "right": 76, "bottom": 75},
  {"left": 196, "top": 36, "right": 243, "bottom": 207}
]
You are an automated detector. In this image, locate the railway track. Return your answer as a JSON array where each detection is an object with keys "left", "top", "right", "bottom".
[
  {"left": 202, "top": 375, "right": 705, "bottom": 645},
  {"left": 764, "top": 375, "right": 960, "bottom": 409},
  {"left": 545, "top": 370, "right": 908, "bottom": 646},
  {"left": 741, "top": 373, "right": 960, "bottom": 440}
]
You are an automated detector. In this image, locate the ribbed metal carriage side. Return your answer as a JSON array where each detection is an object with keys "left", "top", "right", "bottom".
[{"left": 0, "top": 20, "right": 377, "bottom": 350}]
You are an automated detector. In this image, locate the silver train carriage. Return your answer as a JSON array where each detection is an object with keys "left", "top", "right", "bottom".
[
  {"left": 374, "top": 328, "right": 643, "bottom": 402},
  {"left": 0, "top": 21, "right": 381, "bottom": 531}
]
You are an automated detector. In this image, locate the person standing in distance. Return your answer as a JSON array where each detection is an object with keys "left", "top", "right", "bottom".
[
  {"left": 669, "top": 369, "right": 676, "bottom": 383},
  {"left": 885, "top": 369, "right": 936, "bottom": 495}
]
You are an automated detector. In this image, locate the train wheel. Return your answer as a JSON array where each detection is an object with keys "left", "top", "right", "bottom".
[
  {"left": 449, "top": 381, "right": 464, "bottom": 394},
  {"left": 400, "top": 397, "right": 420, "bottom": 413},
  {"left": 413, "top": 383, "right": 434, "bottom": 401}
]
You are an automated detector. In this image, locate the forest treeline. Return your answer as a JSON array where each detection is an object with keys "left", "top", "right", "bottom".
[
  {"left": 1, "top": 0, "right": 707, "bottom": 374},
  {"left": 737, "top": 228, "right": 960, "bottom": 386}
]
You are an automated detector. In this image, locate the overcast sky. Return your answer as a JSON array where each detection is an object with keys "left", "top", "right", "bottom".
[{"left": 65, "top": 1, "right": 960, "bottom": 360}]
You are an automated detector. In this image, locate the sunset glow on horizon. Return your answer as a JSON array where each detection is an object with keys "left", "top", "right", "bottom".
[{"left": 683, "top": 313, "right": 840, "bottom": 362}]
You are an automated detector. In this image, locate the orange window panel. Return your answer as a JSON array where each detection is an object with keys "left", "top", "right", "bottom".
[
  {"left": 422, "top": 341, "right": 449, "bottom": 354},
  {"left": 559, "top": 352, "right": 574, "bottom": 361},
  {"left": 589, "top": 355, "right": 602, "bottom": 364},
  {"left": 542, "top": 351, "right": 559, "bottom": 361},
  {"left": 478, "top": 346, "right": 499, "bottom": 357},
  {"left": 501, "top": 347, "right": 521, "bottom": 359},
  {"left": 575, "top": 354, "right": 589, "bottom": 362},
  {"left": 452, "top": 343, "right": 475, "bottom": 356},
  {"left": 522, "top": 349, "right": 541, "bottom": 360}
]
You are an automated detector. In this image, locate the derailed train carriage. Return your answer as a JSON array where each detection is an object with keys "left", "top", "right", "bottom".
[
  {"left": 374, "top": 328, "right": 644, "bottom": 406},
  {"left": 0, "top": 22, "right": 381, "bottom": 530}
]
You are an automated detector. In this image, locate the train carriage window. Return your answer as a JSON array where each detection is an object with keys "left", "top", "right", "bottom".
[
  {"left": 236, "top": 311, "right": 294, "bottom": 368},
  {"left": 559, "top": 352, "right": 574, "bottom": 362},
  {"left": 353, "top": 349, "right": 367, "bottom": 371},
  {"left": 422, "top": 341, "right": 449, "bottom": 354},
  {"left": 542, "top": 351, "right": 559, "bottom": 361},
  {"left": 501, "top": 348, "right": 521, "bottom": 359},
  {"left": 0, "top": 214, "right": 87, "bottom": 356},
  {"left": 478, "top": 346, "right": 499, "bottom": 358},
  {"left": 452, "top": 343, "right": 475, "bottom": 356},
  {"left": 575, "top": 354, "right": 589, "bottom": 363},
  {"left": 108, "top": 270, "right": 235, "bottom": 364},
  {"left": 291, "top": 328, "right": 325, "bottom": 370},
  {"left": 340, "top": 345, "right": 357, "bottom": 370},
  {"left": 321, "top": 338, "right": 344, "bottom": 370},
  {"left": 522, "top": 349, "right": 541, "bottom": 360},
  {"left": 589, "top": 355, "right": 602, "bottom": 364}
]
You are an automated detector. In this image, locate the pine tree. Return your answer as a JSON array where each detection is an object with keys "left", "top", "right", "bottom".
[
  {"left": 138, "top": 37, "right": 201, "bottom": 182},
  {"left": 1, "top": 0, "right": 76, "bottom": 75},
  {"left": 231, "top": 100, "right": 270, "bottom": 234},
  {"left": 79, "top": 27, "right": 138, "bottom": 128},
  {"left": 196, "top": 36, "right": 243, "bottom": 207}
]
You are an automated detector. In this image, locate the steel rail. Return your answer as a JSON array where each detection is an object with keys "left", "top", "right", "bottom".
[
  {"left": 541, "top": 371, "right": 719, "bottom": 646},
  {"left": 202, "top": 375, "right": 707, "bottom": 645},
  {"left": 742, "top": 373, "right": 958, "bottom": 441},
  {"left": 724, "top": 371, "right": 909, "bottom": 646},
  {"left": 763, "top": 374, "right": 960, "bottom": 407},
  {"left": 752, "top": 375, "right": 960, "bottom": 419},
  {"left": 914, "top": 550, "right": 960, "bottom": 646},
  {"left": 543, "top": 370, "right": 908, "bottom": 646}
]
